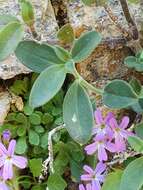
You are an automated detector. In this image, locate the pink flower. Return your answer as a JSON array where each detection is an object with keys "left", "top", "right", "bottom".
[
  {"left": 79, "top": 184, "right": 92, "bottom": 190},
  {"left": 85, "top": 136, "right": 116, "bottom": 161},
  {"left": 0, "top": 140, "right": 27, "bottom": 180},
  {"left": 109, "top": 116, "right": 133, "bottom": 152},
  {"left": 81, "top": 163, "right": 106, "bottom": 190},
  {"left": 93, "top": 109, "right": 114, "bottom": 140},
  {"left": 0, "top": 169, "right": 9, "bottom": 190}
]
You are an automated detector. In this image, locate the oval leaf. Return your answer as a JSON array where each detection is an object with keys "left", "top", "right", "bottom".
[
  {"left": 29, "top": 65, "right": 66, "bottom": 108},
  {"left": 102, "top": 170, "right": 123, "bottom": 190},
  {"left": 71, "top": 31, "right": 102, "bottom": 62},
  {"left": 120, "top": 157, "right": 143, "bottom": 190},
  {"left": 15, "top": 41, "right": 66, "bottom": 72},
  {"left": 63, "top": 80, "right": 94, "bottom": 144},
  {"left": 103, "top": 80, "right": 138, "bottom": 109},
  {"left": 0, "top": 21, "right": 24, "bottom": 61}
]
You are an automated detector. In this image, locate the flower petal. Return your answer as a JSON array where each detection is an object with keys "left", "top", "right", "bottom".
[
  {"left": 8, "top": 140, "right": 16, "bottom": 156},
  {"left": 85, "top": 142, "right": 97, "bottom": 155},
  {"left": 0, "top": 156, "right": 5, "bottom": 168},
  {"left": 12, "top": 155, "right": 27, "bottom": 169},
  {"left": 109, "top": 118, "right": 118, "bottom": 130},
  {"left": 81, "top": 174, "right": 92, "bottom": 181},
  {"left": 98, "top": 145, "right": 107, "bottom": 161},
  {"left": 83, "top": 165, "right": 94, "bottom": 175},
  {"left": 0, "top": 182, "right": 9, "bottom": 190},
  {"left": 105, "top": 112, "right": 114, "bottom": 125},
  {"left": 3, "top": 161, "right": 13, "bottom": 180},
  {"left": 86, "top": 183, "right": 92, "bottom": 190},
  {"left": 0, "top": 143, "right": 7, "bottom": 155},
  {"left": 115, "top": 134, "right": 126, "bottom": 152},
  {"left": 95, "top": 162, "right": 106, "bottom": 175},
  {"left": 119, "top": 116, "right": 129, "bottom": 129},
  {"left": 106, "top": 142, "right": 116, "bottom": 153},
  {"left": 79, "top": 184, "right": 85, "bottom": 190},
  {"left": 92, "top": 180, "right": 101, "bottom": 190},
  {"left": 94, "top": 109, "right": 103, "bottom": 125}
]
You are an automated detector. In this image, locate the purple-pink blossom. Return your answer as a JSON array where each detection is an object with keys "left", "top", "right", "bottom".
[
  {"left": 0, "top": 140, "right": 27, "bottom": 180},
  {"left": 85, "top": 136, "right": 116, "bottom": 161},
  {"left": 0, "top": 169, "right": 9, "bottom": 190},
  {"left": 80, "top": 162, "right": 106, "bottom": 190},
  {"left": 79, "top": 184, "right": 92, "bottom": 190},
  {"left": 93, "top": 109, "right": 114, "bottom": 140},
  {"left": 109, "top": 116, "right": 133, "bottom": 152}
]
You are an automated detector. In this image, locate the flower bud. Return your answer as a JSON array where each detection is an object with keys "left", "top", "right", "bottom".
[{"left": 2, "top": 130, "right": 11, "bottom": 143}]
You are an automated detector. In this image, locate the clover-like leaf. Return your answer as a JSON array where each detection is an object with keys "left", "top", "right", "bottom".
[
  {"left": 124, "top": 56, "right": 143, "bottom": 72},
  {"left": 0, "top": 21, "right": 24, "bottom": 61},
  {"left": 29, "top": 64, "right": 66, "bottom": 108},
  {"left": 15, "top": 41, "right": 67, "bottom": 73},
  {"left": 120, "top": 157, "right": 143, "bottom": 190},
  {"left": 71, "top": 31, "right": 102, "bottom": 62},
  {"left": 103, "top": 80, "right": 138, "bottom": 109},
  {"left": 63, "top": 80, "right": 94, "bottom": 144}
]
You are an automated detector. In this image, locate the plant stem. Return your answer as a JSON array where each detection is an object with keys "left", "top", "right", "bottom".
[
  {"left": 119, "top": 0, "right": 139, "bottom": 40},
  {"left": 72, "top": 65, "right": 103, "bottom": 95}
]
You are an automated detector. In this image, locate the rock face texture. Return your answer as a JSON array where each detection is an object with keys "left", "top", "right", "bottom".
[{"left": 0, "top": 0, "right": 141, "bottom": 81}]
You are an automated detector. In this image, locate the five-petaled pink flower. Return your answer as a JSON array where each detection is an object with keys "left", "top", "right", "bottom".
[
  {"left": 0, "top": 169, "right": 9, "bottom": 190},
  {"left": 85, "top": 136, "right": 116, "bottom": 161},
  {"left": 93, "top": 109, "right": 114, "bottom": 140},
  {"left": 81, "top": 162, "right": 106, "bottom": 190},
  {"left": 109, "top": 116, "right": 133, "bottom": 152},
  {"left": 79, "top": 184, "right": 92, "bottom": 190},
  {"left": 0, "top": 140, "right": 27, "bottom": 180}
]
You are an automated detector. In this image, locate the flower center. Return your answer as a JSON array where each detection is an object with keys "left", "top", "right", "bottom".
[
  {"left": 115, "top": 128, "right": 120, "bottom": 132},
  {"left": 101, "top": 124, "right": 105, "bottom": 129}
]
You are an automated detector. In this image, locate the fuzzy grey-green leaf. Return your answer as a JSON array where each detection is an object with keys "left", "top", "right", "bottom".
[
  {"left": 15, "top": 41, "right": 66, "bottom": 73},
  {"left": 71, "top": 31, "right": 102, "bottom": 62},
  {"left": 0, "top": 21, "right": 24, "bottom": 61},
  {"left": 103, "top": 80, "right": 138, "bottom": 109},
  {"left": 120, "top": 157, "right": 143, "bottom": 190},
  {"left": 29, "top": 65, "right": 66, "bottom": 108},
  {"left": 63, "top": 80, "right": 94, "bottom": 144}
]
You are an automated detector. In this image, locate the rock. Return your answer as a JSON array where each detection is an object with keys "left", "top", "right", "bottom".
[{"left": 0, "top": 91, "right": 11, "bottom": 125}]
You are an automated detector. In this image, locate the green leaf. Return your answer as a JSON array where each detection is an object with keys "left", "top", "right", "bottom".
[
  {"left": 70, "top": 160, "right": 83, "bottom": 182},
  {"left": 29, "top": 113, "right": 41, "bottom": 125},
  {"left": 54, "top": 46, "right": 71, "bottom": 62},
  {"left": 120, "top": 157, "right": 143, "bottom": 190},
  {"left": 0, "top": 14, "right": 18, "bottom": 29},
  {"left": 128, "top": 136, "right": 143, "bottom": 153},
  {"left": 40, "top": 132, "right": 48, "bottom": 148},
  {"left": 15, "top": 41, "right": 66, "bottom": 73},
  {"left": 63, "top": 80, "right": 94, "bottom": 144},
  {"left": 131, "top": 98, "right": 143, "bottom": 113},
  {"left": 29, "top": 65, "right": 66, "bottom": 108},
  {"left": 15, "top": 137, "right": 27, "bottom": 154},
  {"left": 17, "top": 126, "right": 26, "bottom": 137},
  {"left": 29, "top": 130, "right": 40, "bottom": 145},
  {"left": 124, "top": 56, "right": 143, "bottom": 72},
  {"left": 42, "top": 113, "right": 54, "bottom": 124},
  {"left": 47, "top": 174, "right": 67, "bottom": 190},
  {"left": 135, "top": 123, "right": 143, "bottom": 139},
  {"left": 34, "top": 125, "right": 45, "bottom": 134},
  {"left": 129, "top": 78, "right": 142, "bottom": 95},
  {"left": 29, "top": 158, "right": 42, "bottom": 177},
  {"left": 71, "top": 31, "right": 102, "bottom": 62},
  {"left": 0, "top": 21, "right": 24, "bottom": 61},
  {"left": 102, "top": 170, "right": 123, "bottom": 190},
  {"left": 57, "top": 24, "right": 75, "bottom": 44},
  {"left": 103, "top": 80, "right": 138, "bottom": 109}
]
